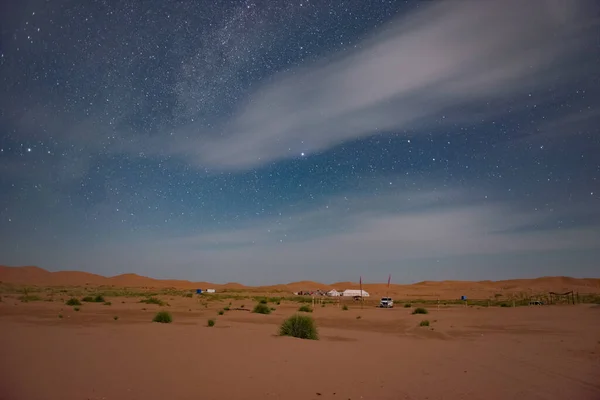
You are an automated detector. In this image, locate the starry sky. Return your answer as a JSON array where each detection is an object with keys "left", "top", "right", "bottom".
[{"left": 1, "top": 0, "right": 599, "bottom": 285}]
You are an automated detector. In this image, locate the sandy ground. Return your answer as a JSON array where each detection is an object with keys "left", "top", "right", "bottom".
[{"left": 1, "top": 297, "right": 599, "bottom": 400}]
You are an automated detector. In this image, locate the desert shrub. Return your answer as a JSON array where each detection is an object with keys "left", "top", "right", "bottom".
[
  {"left": 279, "top": 314, "right": 318, "bottom": 340},
  {"left": 419, "top": 320, "right": 430, "bottom": 327},
  {"left": 276, "top": 301, "right": 281, "bottom": 305},
  {"left": 223, "top": 306, "right": 230, "bottom": 311},
  {"left": 500, "top": 303, "right": 510, "bottom": 307},
  {"left": 298, "top": 305, "right": 313, "bottom": 313},
  {"left": 241, "top": 304, "right": 245, "bottom": 308},
  {"left": 259, "top": 298, "right": 268, "bottom": 304},
  {"left": 58, "top": 314, "right": 63, "bottom": 319},
  {"left": 218, "top": 310, "right": 224, "bottom": 315},
  {"left": 412, "top": 307, "right": 428, "bottom": 315},
  {"left": 74, "top": 307, "right": 80, "bottom": 312},
  {"left": 342, "top": 304, "right": 349, "bottom": 311},
  {"left": 152, "top": 311, "right": 172, "bottom": 323},
  {"left": 253, "top": 303, "right": 271, "bottom": 314},
  {"left": 103, "top": 302, "right": 112, "bottom": 306},
  {"left": 82, "top": 296, "right": 94, "bottom": 302},
  {"left": 18, "top": 295, "right": 42, "bottom": 302},
  {"left": 207, "top": 319, "right": 215, "bottom": 327},
  {"left": 66, "top": 298, "right": 81, "bottom": 306},
  {"left": 113, "top": 316, "right": 119, "bottom": 320},
  {"left": 140, "top": 297, "right": 164, "bottom": 306},
  {"left": 404, "top": 303, "right": 411, "bottom": 308},
  {"left": 356, "top": 315, "right": 362, "bottom": 320},
  {"left": 185, "top": 293, "right": 193, "bottom": 298}
]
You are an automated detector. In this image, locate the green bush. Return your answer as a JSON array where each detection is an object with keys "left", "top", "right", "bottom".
[
  {"left": 140, "top": 297, "right": 164, "bottom": 306},
  {"left": 66, "top": 298, "right": 81, "bottom": 306},
  {"left": 298, "top": 305, "right": 313, "bottom": 313},
  {"left": 404, "top": 303, "right": 411, "bottom": 308},
  {"left": 58, "top": 314, "right": 63, "bottom": 319},
  {"left": 94, "top": 295, "right": 105, "bottom": 303},
  {"left": 342, "top": 304, "right": 349, "bottom": 311},
  {"left": 419, "top": 320, "right": 430, "bottom": 327},
  {"left": 223, "top": 306, "right": 230, "bottom": 311},
  {"left": 218, "top": 310, "right": 224, "bottom": 315},
  {"left": 152, "top": 311, "right": 172, "bottom": 323},
  {"left": 253, "top": 303, "right": 271, "bottom": 314},
  {"left": 82, "top": 296, "right": 94, "bottom": 302},
  {"left": 259, "top": 298, "right": 268, "bottom": 304},
  {"left": 279, "top": 314, "right": 318, "bottom": 340},
  {"left": 74, "top": 307, "right": 80, "bottom": 312},
  {"left": 412, "top": 307, "right": 428, "bottom": 315},
  {"left": 207, "top": 319, "right": 215, "bottom": 327}
]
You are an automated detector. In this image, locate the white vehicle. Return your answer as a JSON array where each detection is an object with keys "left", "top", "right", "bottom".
[{"left": 379, "top": 297, "right": 394, "bottom": 308}]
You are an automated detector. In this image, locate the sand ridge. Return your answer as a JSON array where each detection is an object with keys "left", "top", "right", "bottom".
[{"left": 1, "top": 265, "right": 599, "bottom": 299}]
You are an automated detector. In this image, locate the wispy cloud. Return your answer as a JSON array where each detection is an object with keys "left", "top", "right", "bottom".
[
  {"left": 133, "top": 188, "right": 600, "bottom": 280},
  {"left": 5, "top": 186, "right": 599, "bottom": 282},
  {"left": 160, "top": 0, "right": 595, "bottom": 170}
]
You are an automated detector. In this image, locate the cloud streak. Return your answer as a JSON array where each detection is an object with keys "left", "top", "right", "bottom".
[
  {"left": 141, "top": 189, "right": 600, "bottom": 275},
  {"left": 163, "top": 0, "right": 595, "bottom": 170}
]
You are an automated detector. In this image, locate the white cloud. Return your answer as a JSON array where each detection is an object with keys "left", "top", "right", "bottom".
[
  {"left": 145, "top": 189, "right": 600, "bottom": 276},
  {"left": 165, "top": 0, "right": 594, "bottom": 170}
]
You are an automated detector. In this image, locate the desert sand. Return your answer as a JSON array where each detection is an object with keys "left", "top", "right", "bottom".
[{"left": 1, "top": 265, "right": 599, "bottom": 400}]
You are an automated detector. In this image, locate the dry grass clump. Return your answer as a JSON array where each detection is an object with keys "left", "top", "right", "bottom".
[
  {"left": 279, "top": 314, "right": 318, "bottom": 340},
  {"left": 152, "top": 311, "right": 172, "bottom": 323}
]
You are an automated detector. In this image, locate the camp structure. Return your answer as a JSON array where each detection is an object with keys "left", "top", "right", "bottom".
[
  {"left": 341, "top": 289, "right": 370, "bottom": 297},
  {"left": 326, "top": 289, "right": 341, "bottom": 297}
]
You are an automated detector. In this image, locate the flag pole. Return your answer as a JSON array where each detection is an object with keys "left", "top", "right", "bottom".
[
  {"left": 386, "top": 274, "right": 391, "bottom": 300},
  {"left": 360, "top": 275, "right": 363, "bottom": 309}
]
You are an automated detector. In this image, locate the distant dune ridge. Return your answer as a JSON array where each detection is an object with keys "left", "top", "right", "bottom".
[{"left": 1, "top": 265, "right": 599, "bottom": 298}]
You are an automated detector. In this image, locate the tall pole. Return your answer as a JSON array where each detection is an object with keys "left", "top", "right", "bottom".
[
  {"left": 386, "top": 274, "right": 391, "bottom": 300},
  {"left": 360, "top": 275, "right": 363, "bottom": 309}
]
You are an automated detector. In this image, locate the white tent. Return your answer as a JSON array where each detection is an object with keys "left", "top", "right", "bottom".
[
  {"left": 326, "top": 289, "right": 341, "bottom": 297},
  {"left": 341, "top": 289, "right": 370, "bottom": 297}
]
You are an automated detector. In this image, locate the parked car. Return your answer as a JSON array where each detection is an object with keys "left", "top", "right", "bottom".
[{"left": 379, "top": 297, "right": 394, "bottom": 308}]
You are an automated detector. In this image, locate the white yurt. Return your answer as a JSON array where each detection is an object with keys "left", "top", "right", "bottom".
[{"left": 341, "top": 289, "right": 370, "bottom": 297}]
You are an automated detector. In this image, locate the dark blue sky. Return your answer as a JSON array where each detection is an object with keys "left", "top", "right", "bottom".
[{"left": 1, "top": 0, "right": 599, "bottom": 284}]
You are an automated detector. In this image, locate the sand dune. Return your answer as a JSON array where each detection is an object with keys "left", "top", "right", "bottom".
[{"left": 1, "top": 265, "right": 599, "bottom": 298}]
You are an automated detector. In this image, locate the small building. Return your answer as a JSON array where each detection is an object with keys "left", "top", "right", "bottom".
[
  {"left": 341, "top": 289, "right": 370, "bottom": 297},
  {"left": 206, "top": 289, "right": 216, "bottom": 293},
  {"left": 326, "top": 289, "right": 341, "bottom": 297}
]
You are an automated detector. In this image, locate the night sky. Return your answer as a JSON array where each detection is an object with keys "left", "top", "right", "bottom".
[{"left": 1, "top": 0, "right": 599, "bottom": 285}]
